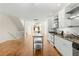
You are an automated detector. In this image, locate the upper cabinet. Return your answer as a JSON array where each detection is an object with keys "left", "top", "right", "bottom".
[
  {"left": 58, "top": 8, "right": 65, "bottom": 28},
  {"left": 48, "top": 3, "right": 79, "bottom": 32},
  {"left": 65, "top": 3, "right": 79, "bottom": 14},
  {"left": 48, "top": 15, "right": 59, "bottom": 32},
  {"left": 65, "top": 3, "right": 79, "bottom": 28},
  {"left": 53, "top": 16, "right": 59, "bottom": 29},
  {"left": 58, "top": 3, "right": 79, "bottom": 28},
  {"left": 58, "top": 7, "right": 71, "bottom": 28},
  {"left": 48, "top": 17, "right": 54, "bottom": 32}
]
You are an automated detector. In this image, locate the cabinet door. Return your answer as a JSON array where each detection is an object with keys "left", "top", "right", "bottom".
[
  {"left": 55, "top": 36, "right": 62, "bottom": 53},
  {"left": 48, "top": 33, "right": 50, "bottom": 41},
  {"left": 51, "top": 35, "right": 54, "bottom": 42},
  {"left": 59, "top": 38, "right": 72, "bottom": 56},
  {"left": 48, "top": 33, "right": 54, "bottom": 43},
  {"left": 48, "top": 19, "right": 53, "bottom": 31},
  {"left": 55, "top": 35, "right": 72, "bottom": 56},
  {"left": 58, "top": 9, "right": 65, "bottom": 28},
  {"left": 62, "top": 44, "right": 72, "bottom": 56},
  {"left": 71, "top": 19, "right": 79, "bottom": 26},
  {"left": 61, "top": 39, "right": 72, "bottom": 56},
  {"left": 58, "top": 8, "right": 71, "bottom": 28},
  {"left": 48, "top": 33, "right": 52, "bottom": 41}
]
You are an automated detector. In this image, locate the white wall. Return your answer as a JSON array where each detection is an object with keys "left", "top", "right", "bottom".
[
  {"left": 25, "top": 21, "right": 33, "bottom": 35},
  {"left": 42, "top": 21, "right": 48, "bottom": 34},
  {"left": 0, "top": 15, "right": 24, "bottom": 43},
  {"left": 0, "top": 15, "right": 18, "bottom": 34}
]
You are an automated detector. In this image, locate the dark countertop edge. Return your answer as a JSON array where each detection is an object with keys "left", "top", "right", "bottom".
[
  {"left": 54, "top": 34, "right": 79, "bottom": 44},
  {"left": 49, "top": 32, "right": 79, "bottom": 44},
  {"left": 33, "top": 36, "right": 43, "bottom": 37}
]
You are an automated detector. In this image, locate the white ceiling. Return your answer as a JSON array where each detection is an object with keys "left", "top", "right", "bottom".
[{"left": 0, "top": 3, "right": 67, "bottom": 21}]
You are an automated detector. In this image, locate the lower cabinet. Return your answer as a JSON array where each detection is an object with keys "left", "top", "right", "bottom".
[
  {"left": 48, "top": 33, "right": 54, "bottom": 43},
  {"left": 55, "top": 35, "right": 72, "bottom": 56}
]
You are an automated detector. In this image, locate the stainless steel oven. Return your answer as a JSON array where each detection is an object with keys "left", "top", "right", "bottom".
[{"left": 72, "top": 42, "right": 79, "bottom": 56}]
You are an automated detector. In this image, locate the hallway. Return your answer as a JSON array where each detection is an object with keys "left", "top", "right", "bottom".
[
  {"left": 0, "top": 3, "right": 69, "bottom": 56},
  {"left": 0, "top": 34, "right": 60, "bottom": 56},
  {"left": 21, "top": 35, "right": 59, "bottom": 56}
]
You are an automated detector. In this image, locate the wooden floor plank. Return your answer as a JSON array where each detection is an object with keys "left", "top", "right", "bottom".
[{"left": 0, "top": 34, "right": 60, "bottom": 56}]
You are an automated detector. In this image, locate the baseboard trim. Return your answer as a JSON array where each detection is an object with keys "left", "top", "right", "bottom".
[{"left": 54, "top": 46, "right": 63, "bottom": 56}]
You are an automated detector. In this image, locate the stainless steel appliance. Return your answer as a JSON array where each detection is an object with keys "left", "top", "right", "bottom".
[{"left": 72, "top": 42, "right": 79, "bottom": 56}]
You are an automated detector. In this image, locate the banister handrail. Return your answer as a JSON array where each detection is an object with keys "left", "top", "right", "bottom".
[
  {"left": 8, "top": 32, "right": 17, "bottom": 40},
  {"left": 8, "top": 31, "right": 24, "bottom": 40}
]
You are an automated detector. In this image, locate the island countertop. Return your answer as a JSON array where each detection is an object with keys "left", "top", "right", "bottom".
[{"left": 33, "top": 33, "right": 43, "bottom": 37}]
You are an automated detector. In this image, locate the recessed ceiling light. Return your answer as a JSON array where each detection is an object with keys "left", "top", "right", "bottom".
[
  {"left": 57, "top": 4, "right": 61, "bottom": 7},
  {"left": 34, "top": 19, "right": 38, "bottom": 20}
]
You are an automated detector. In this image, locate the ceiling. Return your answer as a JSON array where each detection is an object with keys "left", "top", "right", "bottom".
[{"left": 0, "top": 3, "right": 67, "bottom": 21}]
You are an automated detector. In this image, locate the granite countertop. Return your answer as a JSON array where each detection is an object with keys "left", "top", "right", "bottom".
[
  {"left": 56, "top": 34, "right": 79, "bottom": 44},
  {"left": 49, "top": 32, "right": 79, "bottom": 44}
]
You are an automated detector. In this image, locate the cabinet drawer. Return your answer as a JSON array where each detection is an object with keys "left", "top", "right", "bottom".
[
  {"left": 34, "top": 43, "right": 42, "bottom": 49},
  {"left": 56, "top": 35, "right": 72, "bottom": 47},
  {"left": 55, "top": 35, "right": 72, "bottom": 56},
  {"left": 61, "top": 39, "right": 72, "bottom": 47}
]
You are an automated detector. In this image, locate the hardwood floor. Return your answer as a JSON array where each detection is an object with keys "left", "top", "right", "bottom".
[
  {"left": 0, "top": 38, "right": 24, "bottom": 56},
  {"left": 0, "top": 34, "right": 60, "bottom": 56},
  {"left": 19, "top": 34, "right": 60, "bottom": 56}
]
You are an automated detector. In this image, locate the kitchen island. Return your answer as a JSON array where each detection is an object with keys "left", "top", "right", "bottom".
[{"left": 33, "top": 33, "right": 43, "bottom": 55}]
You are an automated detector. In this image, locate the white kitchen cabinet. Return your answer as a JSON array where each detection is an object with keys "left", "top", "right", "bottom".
[
  {"left": 62, "top": 43, "right": 72, "bottom": 56},
  {"left": 48, "top": 33, "right": 54, "bottom": 43},
  {"left": 64, "top": 3, "right": 79, "bottom": 35},
  {"left": 48, "top": 16, "right": 59, "bottom": 32},
  {"left": 58, "top": 8, "right": 65, "bottom": 28},
  {"left": 48, "top": 33, "right": 51, "bottom": 41},
  {"left": 48, "top": 18, "right": 54, "bottom": 32},
  {"left": 61, "top": 38, "right": 72, "bottom": 56},
  {"left": 58, "top": 7, "right": 71, "bottom": 28},
  {"left": 65, "top": 3, "right": 79, "bottom": 27},
  {"left": 70, "top": 16, "right": 79, "bottom": 26},
  {"left": 55, "top": 35, "right": 72, "bottom": 56},
  {"left": 65, "top": 3, "right": 79, "bottom": 14},
  {"left": 55, "top": 35, "right": 62, "bottom": 53}
]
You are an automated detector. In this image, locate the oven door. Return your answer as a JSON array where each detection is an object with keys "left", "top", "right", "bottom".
[{"left": 72, "top": 42, "right": 79, "bottom": 56}]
